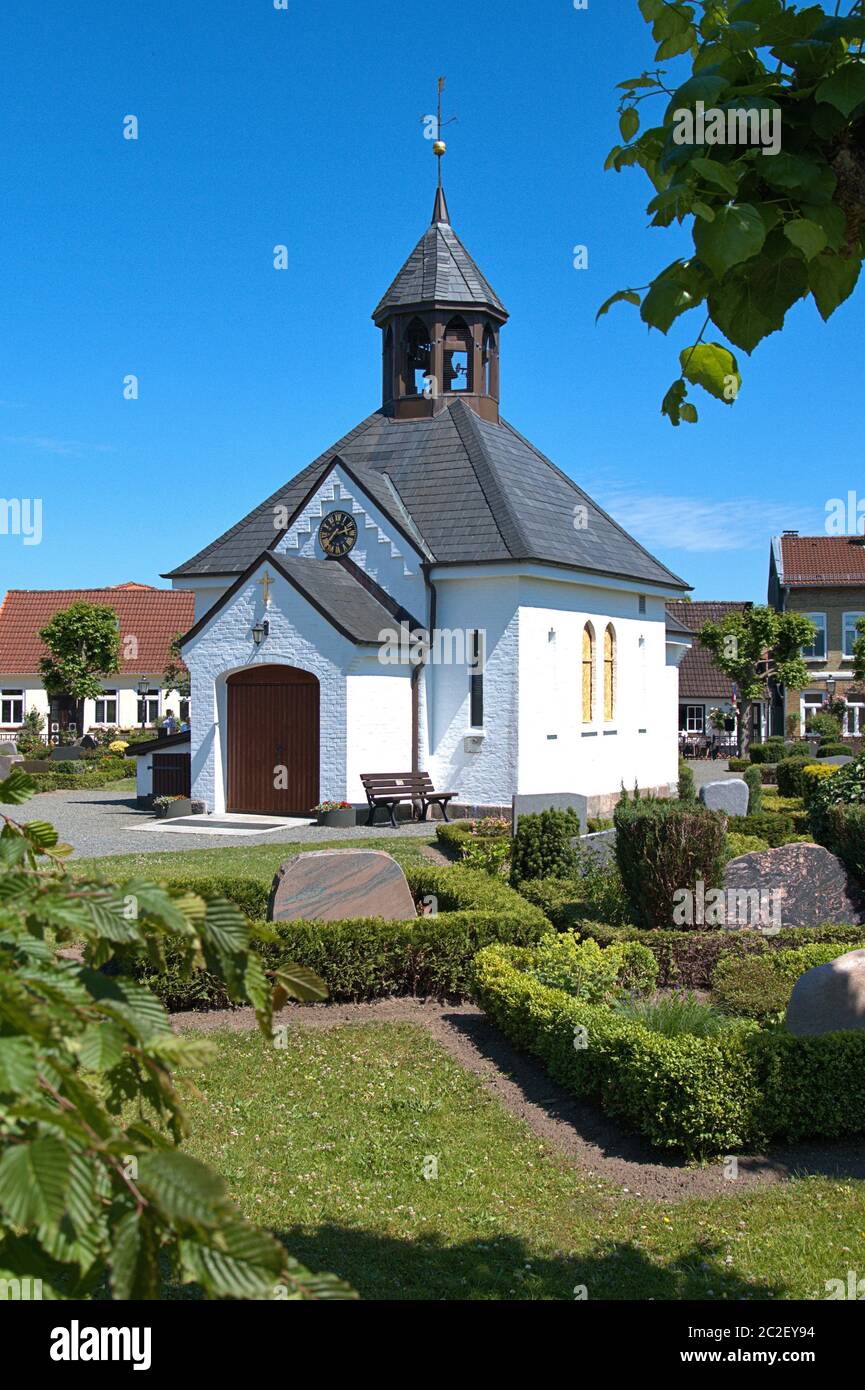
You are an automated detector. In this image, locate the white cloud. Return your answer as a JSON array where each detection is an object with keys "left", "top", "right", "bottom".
[{"left": 597, "top": 488, "right": 820, "bottom": 554}]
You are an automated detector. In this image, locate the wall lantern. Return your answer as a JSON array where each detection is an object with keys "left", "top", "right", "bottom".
[{"left": 252, "top": 618, "right": 270, "bottom": 647}]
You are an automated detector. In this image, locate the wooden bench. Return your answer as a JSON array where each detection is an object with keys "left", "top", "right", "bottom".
[{"left": 360, "top": 772, "right": 457, "bottom": 828}]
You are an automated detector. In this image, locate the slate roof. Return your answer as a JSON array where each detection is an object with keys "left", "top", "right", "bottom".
[
  {"left": 272, "top": 556, "right": 407, "bottom": 643},
  {"left": 372, "top": 201, "right": 507, "bottom": 322},
  {"left": 776, "top": 534, "right": 865, "bottom": 586},
  {"left": 0, "top": 584, "right": 194, "bottom": 675},
  {"left": 666, "top": 601, "right": 746, "bottom": 700},
  {"left": 166, "top": 400, "right": 688, "bottom": 591}
]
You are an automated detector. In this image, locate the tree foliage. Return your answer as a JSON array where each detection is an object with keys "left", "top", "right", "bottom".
[
  {"left": 38, "top": 602, "right": 121, "bottom": 702},
  {"left": 162, "top": 633, "right": 191, "bottom": 702},
  {"left": 698, "top": 604, "right": 816, "bottom": 752},
  {"left": 604, "top": 1, "right": 865, "bottom": 423},
  {"left": 0, "top": 769, "right": 353, "bottom": 1300},
  {"left": 853, "top": 614, "right": 865, "bottom": 680}
]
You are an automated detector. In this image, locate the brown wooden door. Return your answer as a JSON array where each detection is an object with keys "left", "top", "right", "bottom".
[{"left": 227, "top": 665, "right": 319, "bottom": 815}]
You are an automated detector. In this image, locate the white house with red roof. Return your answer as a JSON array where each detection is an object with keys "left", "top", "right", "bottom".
[{"left": 0, "top": 583, "right": 194, "bottom": 739}]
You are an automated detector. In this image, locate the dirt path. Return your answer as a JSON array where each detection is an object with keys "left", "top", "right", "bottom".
[{"left": 173, "top": 997, "right": 865, "bottom": 1202}]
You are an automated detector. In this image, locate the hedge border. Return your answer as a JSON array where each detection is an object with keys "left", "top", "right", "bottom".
[{"left": 471, "top": 943, "right": 865, "bottom": 1156}]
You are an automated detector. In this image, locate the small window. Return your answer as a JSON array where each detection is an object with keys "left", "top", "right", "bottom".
[
  {"left": 843, "top": 613, "right": 865, "bottom": 658},
  {"left": 679, "top": 705, "right": 705, "bottom": 733},
  {"left": 845, "top": 702, "right": 864, "bottom": 736},
  {"left": 137, "top": 690, "right": 160, "bottom": 725},
  {"left": 482, "top": 327, "right": 495, "bottom": 396},
  {"left": 1, "top": 689, "right": 24, "bottom": 725},
  {"left": 638, "top": 594, "right": 646, "bottom": 615},
  {"left": 469, "top": 630, "right": 484, "bottom": 728},
  {"left": 404, "top": 318, "right": 432, "bottom": 397},
  {"left": 582, "top": 624, "right": 595, "bottom": 724},
  {"left": 179, "top": 698, "right": 190, "bottom": 723},
  {"left": 443, "top": 317, "right": 471, "bottom": 393},
  {"left": 802, "top": 613, "right": 827, "bottom": 659},
  {"left": 94, "top": 690, "right": 118, "bottom": 724}
]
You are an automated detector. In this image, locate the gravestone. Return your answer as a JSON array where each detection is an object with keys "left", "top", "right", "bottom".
[
  {"left": 699, "top": 778, "right": 749, "bottom": 817},
  {"left": 268, "top": 849, "right": 417, "bottom": 923},
  {"left": 819, "top": 755, "right": 854, "bottom": 767},
  {"left": 49, "top": 744, "right": 83, "bottom": 761},
  {"left": 0, "top": 741, "right": 18, "bottom": 756},
  {"left": 786, "top": 949, "right": 865, "bottom": 1037},
  {"left": 0, "top": 749, "right": 24, "bottom": 780},
  {"left": 724, "top": 842, "right": 865, "bottom": 930}
]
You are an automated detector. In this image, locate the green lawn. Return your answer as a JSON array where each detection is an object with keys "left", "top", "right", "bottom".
[
  {"left": 179, "top": 1021, "right": 865, "bottom": 1301},
  {"left": 75, "top": 835, "right": 435, "bottom": 883}
]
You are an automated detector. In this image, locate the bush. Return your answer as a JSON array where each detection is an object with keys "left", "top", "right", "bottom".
[
  {"left": 727, "top": 811, "right": 796, "bottom": 847},
  {"left": 677, "top": 758, "right": 696, "bottom": 803},
  {"left": 527, "top": 932, "right": 656, "bottom": 1002},
  {"left": 816, "top": 743, "right": 851, "bottom": 758},
  {"left": 725, "top": 832, "right": 770, "bottom": 860},
  {"left": 510, "top": 808, "right": 580, "bottom": 885},
  {"left": 776, "top": 755, "right": 815, "bottom": 797},
  {"left": 801, "top": 762, "right": 842, "bottom": 810},
  {"left": 614, "top": 798, "right": 727, "bottom": 929},
  {"left": 712, "top": 943, "right": 861, "bottom": 1021},
  {"left": 586, "top": 816, "right": 615, "bottom": 833},
  {"left": 434, "top": 821, "right": 474, "bottom": 857},
  {"left": 807, "top": 712, "right": 842, "bottom": 740},
  {"left": 472, "top": 943, "right": 865, "bottom": 1155},
  {"left": 122, "top": 862, "right": 552, "bottom": 1007},
  {"left": 743, "top": 766, "right": 763, "bottom": 814},
  {"left": 815, "top": 803, "right": 865, "bottom": 882},
  {"left": 728, "top": 758, "right": 750, "bottom": 772}
]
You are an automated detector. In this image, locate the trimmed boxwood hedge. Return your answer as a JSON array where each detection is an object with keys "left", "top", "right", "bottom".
[
  {"left": 472, "top": 942, "right": 865, "bottom": 1156},
  {"left": 515, "top": 877, "right": 864, "bottom": 987},
  {"left": 123, "top": 863, "right": 551, "bottom": 1008},
  {"left": 713, "top": 942, "right": 863, "bottom": 1021}
]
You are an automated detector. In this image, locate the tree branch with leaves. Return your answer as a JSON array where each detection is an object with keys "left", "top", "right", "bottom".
[{"left": 601, "top": 0, "right": 865, "bottom": 423}]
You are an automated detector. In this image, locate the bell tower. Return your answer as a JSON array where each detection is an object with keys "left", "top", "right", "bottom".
[{"left": 372, "top": 85, "right": 508, "bottom": 423}]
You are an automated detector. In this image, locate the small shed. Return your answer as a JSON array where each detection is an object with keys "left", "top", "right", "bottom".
[{"left": 126, "top": 731, "right": 191, "bottom": 804}]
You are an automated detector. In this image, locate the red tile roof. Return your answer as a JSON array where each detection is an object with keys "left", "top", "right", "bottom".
[
  {"left": 0, "top": 585, "right": 194, "bottom": 675},
  {"left": 666, "top": 601, "right": 747, "bottom": 700},
  {"left": 780, "top": 535, "right": 865, "bottom": 586}
]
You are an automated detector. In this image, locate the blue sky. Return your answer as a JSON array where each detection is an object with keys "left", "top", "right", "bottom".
[{"left": 1, "top": 0, "right": 860, "bottom": 601}]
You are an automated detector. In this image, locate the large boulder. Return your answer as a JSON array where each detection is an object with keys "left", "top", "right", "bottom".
[
  {"left": 786, "top": 949, "right": 865, "bottom": 1037},
  {"left": 699, "top": 778, "right": 749, "bottom": 817},
  {"left": 724, "top": 842, "right": 865, "bottom": 930},
  {"left": 268, "top": 849, "right": 417, "bottom": 923}
]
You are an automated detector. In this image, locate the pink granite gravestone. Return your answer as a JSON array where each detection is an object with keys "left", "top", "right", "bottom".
[{"left": 267, "top": 849, "right": 417, "bottom": 922}]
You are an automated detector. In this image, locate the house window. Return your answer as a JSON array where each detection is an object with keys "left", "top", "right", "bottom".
[
  {"left": 844, "top": 702, "right": 864, "bottom": 736},
  {"left": 604, "top": 624, "right": 616, "bottom": 721},
  {"left": 802, "top": 691, "right": 824, "bottom": 729},
  {"left": 843, "top": 612, "right": 865, "bottom": 658},
  {"left": 802, "top": 613, "right": 827, "bottom": 659},
  {"left": 94, "top": 690, "right": 118, "bottom": 724},
  {"left": 638, "top": 595, "right": 646, "bottom": 615},
  {"left": 179, "top": 698, "right": 190, "bottom": 723},
  {"left": 1, "top": 690, "right": 24, "bottom": 725},
  {"left": 582, "top": 624, "right": 595, "bottom": 723},
  {"left": 469, "top": 630, "right": 484, "bottom": 729},
  {"left": 679, "top": 705, "right": 705, "bottom": 733},
  {"left": 137, "top": 690, "right": 160, "bottom": 725}
]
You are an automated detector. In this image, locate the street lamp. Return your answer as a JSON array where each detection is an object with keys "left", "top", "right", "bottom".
[{"left": 137, "top": 677, "right": 149, "bottom": 731}]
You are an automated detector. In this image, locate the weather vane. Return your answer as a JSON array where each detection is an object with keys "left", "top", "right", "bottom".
[{"left": 425, "top": 76, "right": 457, "bottom": 189}]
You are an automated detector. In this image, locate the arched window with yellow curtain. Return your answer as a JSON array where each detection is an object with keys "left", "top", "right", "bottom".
[
  {"left": 582, "top": 624, "right": 594, "bottom": 724},
  {"left": 604, "top": 624, "right": 616, "bottom": 722}
]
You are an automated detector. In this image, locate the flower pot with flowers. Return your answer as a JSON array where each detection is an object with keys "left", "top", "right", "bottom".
[{"left": 313, "top": 800, "right": 356, "bottom": 828}]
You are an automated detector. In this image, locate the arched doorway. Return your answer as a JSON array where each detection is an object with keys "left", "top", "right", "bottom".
[{"left": 227, "top": 665, "right": 320, "bottom": 815}]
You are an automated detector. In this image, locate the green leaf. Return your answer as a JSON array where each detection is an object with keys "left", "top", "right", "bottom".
[
  {"left": 272, "top": 963, "right": 329, "bottom": 1004},
  {"left": 783, "top": 218, "right": 828, "bottom": 261},
  {"left": 800, "top": 203, "right": 847, "bottom": 253},
  {"left": 137, "top": 1150, "right": 228, "bottom": 1227},
  {"left": 761, "top": 154, "right": 836, "bottom": 205},
  {"left": 661, "top": 377, "right": 688, "bottom": 427},
  {"left": 617, "top": 76, "right": 659, "bottom": 90},
  {"left": 22, "top": 821, "right": 59, "bottom": 850},
  {"left": 619, "top": 108, "right": 640, "bottom": 142},
  {"left": 690, "top": 156, "right": 740, "bottom": 197},
  {"left": 179, "top": 1219, "right": 287, "bottom": 1300},
  {"left": 680, "top": 343, "right": 741, "bottom": 403},
  {"left": 596, "top": 289, "right": 642, "bottom": 323},
  {"left": 640, "top": 275, "right": 700, "bottom": 333},
  {"left": 0, "top": 1038, "right": 38, "bottom": 1094},
  {"left": 0, "top": 1138, "right": 69, "bottom": 1227},
  {"left": 809, "top": 253, "right": 862, "bottom": 321},
  {"left": 0, "top": 770, "right": 37, "bottom": 805},
  {"left": 79, "top": 1021, "right": 126, "bottom": 1072},
  {"left": 694, "top": 203, "right": 766, "bottom": 279},
  {"left": 679, "top": 402, "right": 699, "bottom": 424},
  {"left": 110, "top": 1210, "right": 161, "bottom": 1301},
  {"left": 816, "top": 61, "right": 865, "bottom": 119}
]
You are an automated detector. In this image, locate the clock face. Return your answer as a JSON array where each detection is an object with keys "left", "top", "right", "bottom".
[{"left": 319, "top": 509, "right": 358, "bottom": 558}]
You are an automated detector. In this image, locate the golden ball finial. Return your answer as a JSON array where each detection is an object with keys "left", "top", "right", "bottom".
[{"left": 433, "top": 139, "right": 446, "bottom": 157}]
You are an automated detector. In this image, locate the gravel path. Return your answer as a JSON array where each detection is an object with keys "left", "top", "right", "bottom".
[
  {"left": 15, "top": 787, "right": 438, "bottom": 860},
  {"left": 173, "top": 997, "right": 865, "bottom": 1203}
]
